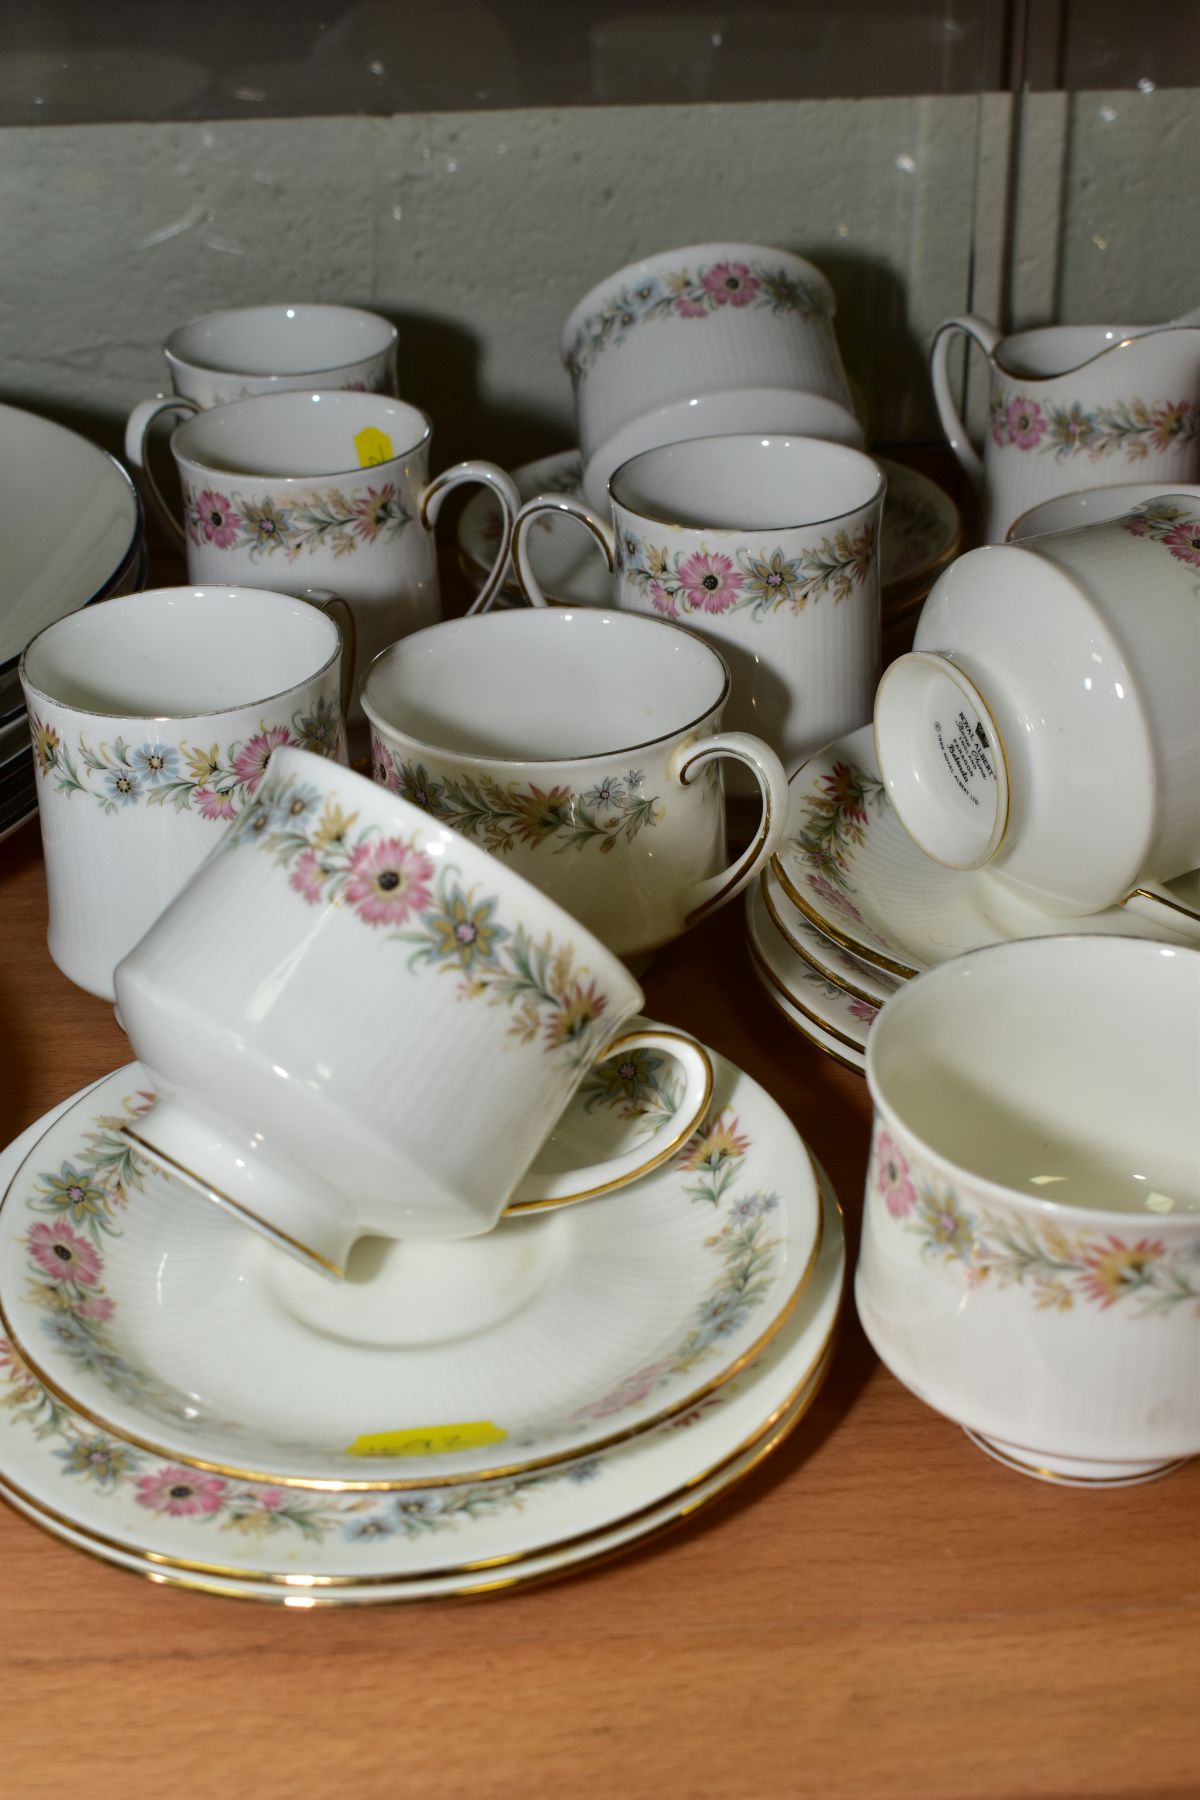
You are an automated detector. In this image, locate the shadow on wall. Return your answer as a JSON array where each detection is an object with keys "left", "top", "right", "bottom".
[{"left": 813, "top": 250, "right": 933, "bottom": 447}]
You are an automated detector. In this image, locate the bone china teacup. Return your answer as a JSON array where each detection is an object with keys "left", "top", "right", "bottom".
[
  {"left": 513, "top": 435, "right": 885, "bottom": 781},
  {"left": 21, "top": 586, "right": 350, "bottom": 1001},
  {"left": 930, "top": 315, "right": 1200, "bottom": 541},
  {"left": 363, "top": 609, "right": 789, "bottom": 964},
  {"left": 113, "top": 748, "right": 714, "bottom": 1278},
  {"left": 125, "top": 390, "right": 519, "bottom": 713},
  {"left": 856, "top": 935, "right": 1200, "bottom": 1483},
  {"left": 872, "top": 501, "right": 1200, "bottom": 939}
]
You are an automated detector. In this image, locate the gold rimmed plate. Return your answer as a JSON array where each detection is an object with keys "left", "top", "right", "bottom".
[{"left": 0, "top": 1043, "right": 821, "bottom": 1493}]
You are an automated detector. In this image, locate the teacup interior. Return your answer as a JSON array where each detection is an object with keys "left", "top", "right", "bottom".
[
  {"left": 176, "top": 391, "right": 427, "bottom": 479},
  {"left": 611, "top": 435, "right": 881, "bottom": 531},
  {"left": 169, "top": 304, "right": 394, "bottom": 377},
  {"left": 997, "top": 323, "right": 1144, "bottom": 379},
  {"left": 365, "top": 611, "right": 727, "bottom": 759},
  {"left": 23, "top": 587, "right": 338, "bottom": 715},
  {"left": 872, "top": 940, "right": 1200, "bottom": 1215}
]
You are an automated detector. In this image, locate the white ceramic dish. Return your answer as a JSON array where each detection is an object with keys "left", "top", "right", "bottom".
[
  {"left": 0, "top": 1082, "right": 844, "bottom": 1595},
  {"left": 0, "top": 402, "right": 143, "bottom": 718},
  {"left": 458, "top": 451, "right": 960, "bottom": 615},
  {"left": 746, "top": 945, "right": 867, "bottom": 1077},
  {"left": 759, "top": 866, "right": 899, "bottom": 1008},
  {"left": 771, "top": 728, "right": 1200, "bottom": 980},
  {"left": 745, "top": 879, "right": 876, "bottom": 1053}
]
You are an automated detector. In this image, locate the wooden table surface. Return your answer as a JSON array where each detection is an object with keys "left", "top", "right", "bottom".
[{"left": 2, "top": 809, "right": 1198, "bottom": 1799}]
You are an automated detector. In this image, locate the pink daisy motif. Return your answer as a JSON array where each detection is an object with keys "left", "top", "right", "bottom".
[
  {"left": 345, "top": 836, "right": 435, "bottom": 926},
  {"left": 649, "top": 579, "right": 678, "bottom": 619},
  {"left": 1005, "top": 396, "right": 1046, "bottom": 450},
  {"left": 136, "top": 1467, "right": 229, "bottom": 1517},
  {"left": 678, "top": 550, "right": 743, "bottom": 614},
  {"left": 232, "top": 725, "right": 294, "bottom": 793},
  {"left": 194, "top": 787, "right": 237, "bottom": 822},
  {"left": 195, "top": 489, "right": 241, "bottom": 548},
  {"left": 1163, "top": 519, "right": 1200, "bottom": 567},
  {"left": 674, "top": 295, "right": 708, "bottom": 318},
  {"left": 700, "top": 261, "right": 759, "bottom": 307},
  {"left": 27, "top": 1220, "right": 102, "bottom": 1285},
  {"left": 370, "top": 736, "right": 398, "bottom": 790},
  {"left": 873, "top": 1129, "right": 917, "bottom": 1218},
  {"left": 289, "top": 848, "right": 326, "bottom": 906}
]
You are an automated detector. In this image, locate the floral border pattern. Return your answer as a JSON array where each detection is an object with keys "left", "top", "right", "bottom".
[
  {"left": 29, "top": 699, "right": 344, "bottom": 820},
  {"left": 3, "top": 1089, "right": 790, "bottom": 1539},
  {"left": 1121, "top": 500, "right": 1200, "bottom": 567},
  {"left": 989, "top": 389, "right": 1200, "bottom": 463},
  {"left": 370, "top": 740, "right": 663, "bottom": 857},
  {"left": 871, "top": 1126, "right": 1200, "bottom": 1317},
  {"left": 616, "top": 524, "right": 876, "bottom": 623},
  {"left": 183, "top": 480, "right": 409, "bottom": 561},
  {"left": 565, "top": 259, "right": 828, "bottom": 383},
  {"left": 784, "top": 757, "right": 886, "bottom": 928}
]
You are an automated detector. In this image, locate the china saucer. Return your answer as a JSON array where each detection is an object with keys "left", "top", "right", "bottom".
[
  {"left": 760, "top": 867, "right": 899, "bottom": 1009},
  {"left": 0, "top": 1089, "right": 845, "bottom": 1595},
  {"left": 745, "top": 878, "right": 876, "bottom": 1054},
  {"left": 0, "top": 1048, "right": 821, "bottom": 1491},
  {"left": 457, "top": 451, "right": 961, "bottom": 614},
  {"left": 747, "top": 946, "right": 867, "bottom": 1076},
  {"left": 771, "top": 727, "right": 1200, "bottom": 980}
]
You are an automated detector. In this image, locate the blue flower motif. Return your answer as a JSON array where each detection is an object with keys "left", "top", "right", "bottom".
[
  {"left": 585, "top": 776, "right": 625, "bottom": 809},
  {"left": 104, "top": 766, "right": 141, "bottom": 807},
  {"left": 132, "top": 743, "right": 180, "bottom": 785},
  {"left": 343, "top": 1512, "right": 395, "bottom": 1540},
  {"left": 269, "top": 782, "right": 323, "bottom": 829},
  {"left": 566, "top": 1458, "right": 603, "bottom": 1484},
  {"left": 40, "top": 1313, "right": 94, "bottom": 1355}
]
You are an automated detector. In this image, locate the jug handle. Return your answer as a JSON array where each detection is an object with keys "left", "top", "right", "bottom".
[{"left": 929, "top": 315, "right": 1001, "bottom": 494}]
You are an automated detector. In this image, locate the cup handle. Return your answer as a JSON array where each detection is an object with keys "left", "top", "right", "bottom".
[
  {"left": 503, "top": 1029, "right": 714, "bottom": 1214},
  {"left": 419, "top": 461, "right": 521, "bottom": 617},
  {"left": 512, "top": 494, "right": 615, "bottom": 608},
  {"left": 124, "top": 394, "right": 199, "bottom": 542},
  {"left": 1119, "top": 880, "right": 1200, "bottom": 943},
  {"left": 301, "top": 589, "right": 357, "bottom": 727},
  {"left": 928, "top": 314, "right": 1001, "bottom": 494},
  {"left": 673, "top": 732, "right": 790, "bottom": 927}
]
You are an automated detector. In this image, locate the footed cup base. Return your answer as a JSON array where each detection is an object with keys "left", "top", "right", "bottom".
[{"left": 963, "top": 1429, "right": 1189, "bottom": 1488}]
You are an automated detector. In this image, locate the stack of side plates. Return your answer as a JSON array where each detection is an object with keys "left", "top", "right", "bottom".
[
  {"left": 750, "top": 724, "right": 1200, "bottom": 1072},
  {"left": 0, "top": 403, "right": 145, "bottom": 844},
  {"left": 0, "top": 1034, "right": 845, "bottom": 1602}
]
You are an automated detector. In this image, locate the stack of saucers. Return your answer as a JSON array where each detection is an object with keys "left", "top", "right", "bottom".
[{"left": 0, "top": 402, "right": 145, "bottom": 844}]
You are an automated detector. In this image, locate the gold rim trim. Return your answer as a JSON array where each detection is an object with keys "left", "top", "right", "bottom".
[
  {"left": 119, "top": 1127, "right": 345, "bottom": 1281},
  {"left": 503, "top": 1031, "right": 714, "bottom": 1214},
  {"left": 963, "top": 1429, "right": 1188, "bottom": 1488},
  {"left": 1119, "top": 886, "right": 1200, "bottom": 924},
  {"left": 770, "top": 838, "right": 918, "bottom": 982},
  {"left": 0, "top": 1087, "right": 826, "bottom": 1494},
  {"left": 683, "top": 749, "right": 773, "bottom": 928},
  {"left": 746, "top": 931, "right": 870, "bottom": 1057},
  {"left": 0, "top": 1315, "right": 842, "bottom": 1592},
  {"left": 750, "top": 957, "right": 867, "bottom": 1078},
  {"left": 760, "top": 871, "right": 892, "bottom": 1009}
]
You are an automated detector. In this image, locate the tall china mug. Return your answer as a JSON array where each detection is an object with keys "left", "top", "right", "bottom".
[
  {"left": 565, "top": 243, "right": 863, "bottom": 509},
  {"left": 126, "top": 303, "right": 400, "bottom": 539},
  {"left": 363, "top": 609, "right": 789, "bottom": 965},
  {"left": 873, "top": 499, "right": 1200, "bottom": 941},
  {"left": 113, "top": 749, "right": 715, "bottom": 1278},
  {"left": 930, "top": 315, "right": 1200, "bottom": 541},
  {"left": 856, "top": 936, "right": 1200, "bottom": 1484},
  {"left": 20, "top": 586, "right": 351, "bottom": 1000},
  {"left": 512, "top": 436, "right": 885, "bottom": 782},
  {"left": 124, "top": 390, "right": 520, "bottom": 719}
]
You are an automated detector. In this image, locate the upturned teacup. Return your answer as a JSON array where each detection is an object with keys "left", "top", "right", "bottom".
[
  {"left": 113, "top": 748, "right": 713, "bottom": 1277},
  {"left": 513, "top": 435, "right": 885, "bottom": 781},
  {"left": 873, "top": 500, "right": 1200, "bottom": 938},
  {"left": 363, "top": 608, "right": 789, "bottom": 963},
  {"left": 21, "top": 586, "right": 350, "bottom": 1000},
  {"left": 565, "top": 243, "right": 860, "bottom": 508},
  {"left": 856, "top": 935, "right": 1200, "bottom": 1484},
  {"left": 931, "top": 315, "right": 1200, "bottom": 541},
  {"left": 125, "top": 390, "right": 519, "bottom": 719}
]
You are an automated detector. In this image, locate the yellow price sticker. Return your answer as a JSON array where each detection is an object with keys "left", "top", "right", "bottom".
[
  {"left": 344, "top": 1421, "right": 507, "bottom": 1459},
  {"left": 354, "top": 426, "right": 394, "bottom": 468}
]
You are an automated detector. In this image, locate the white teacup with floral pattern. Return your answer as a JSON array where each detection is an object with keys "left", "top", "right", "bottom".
[
  {"left": 21, "top": 586, "right": 350, "bottom": 1001},
  {"left": 856, "top": 935, "right": 1200, "bottom": 1484},
  {"left": 125, "top": 390, "right": 519, "bottom": 722},
  {"left": 362, "top": 608, "right": 789, "bottom": 965},
  {"left": 113, "top": 748, "right": 714, "bottom": 1278},
  {"left": 513, "top": 435, "right": 885, "bottom": 781},
  {"left": 930, "top": 315, "right": 1200, "bottom": 541},
  {"left": 564, "top": 243, "right": 856, "bottom": 503}
]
